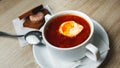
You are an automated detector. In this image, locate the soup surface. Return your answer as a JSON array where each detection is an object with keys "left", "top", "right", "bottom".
[{"left": 44, "top": 14, "right": 91, "bottom": 48}]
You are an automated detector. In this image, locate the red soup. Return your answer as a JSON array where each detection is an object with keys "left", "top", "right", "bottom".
[{"left": 44, "top": 14, "right": 91, "bottom": 48}]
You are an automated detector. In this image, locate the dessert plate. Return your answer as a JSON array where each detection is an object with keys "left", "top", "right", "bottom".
[{"left": 33, "top": 19, "right": 109, "bottom": 68}]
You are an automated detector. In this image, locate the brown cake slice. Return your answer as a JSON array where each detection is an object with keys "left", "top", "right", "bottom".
[{"left": 18, "top": 5, "right": 50, "bottom": 29}]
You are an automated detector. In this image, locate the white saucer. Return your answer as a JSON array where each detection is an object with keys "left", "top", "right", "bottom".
[{"left": 33, "top": 19, "right": 110, "bottom": 68}]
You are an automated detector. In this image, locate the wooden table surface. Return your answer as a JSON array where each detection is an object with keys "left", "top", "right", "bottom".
[{"left": 0, "top": 0, "right": 120, "bottom": 68}]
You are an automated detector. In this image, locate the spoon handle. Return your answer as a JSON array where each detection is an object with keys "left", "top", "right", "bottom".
[{"left": 0, "top": 31, "right": 24, "bottom": 37}]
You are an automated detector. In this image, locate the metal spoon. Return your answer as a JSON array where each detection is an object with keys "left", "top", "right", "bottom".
[{"left": 0, "top": 31, "right": 43, "bottom": 45}]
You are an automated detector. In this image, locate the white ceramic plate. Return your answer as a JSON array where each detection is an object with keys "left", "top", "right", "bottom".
[{"left": 33, "top": 19, "right": 110, "bottom": 68}]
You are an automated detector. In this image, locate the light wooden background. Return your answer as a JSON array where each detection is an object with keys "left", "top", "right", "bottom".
[{"left": 0, "top": 0, "right": 120, "bottom": 68}]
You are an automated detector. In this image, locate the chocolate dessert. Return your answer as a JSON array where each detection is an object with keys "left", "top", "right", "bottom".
[{"left": 19, "top": 5, "right": 50, "bottom": 29}]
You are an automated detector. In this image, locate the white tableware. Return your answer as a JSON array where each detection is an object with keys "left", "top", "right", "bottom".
[
  {"left": 42, "top": 10, "right": 100, "bottom": 61},
  {"left": 33, "top": 19, "right": 109, "bottom": 68}
]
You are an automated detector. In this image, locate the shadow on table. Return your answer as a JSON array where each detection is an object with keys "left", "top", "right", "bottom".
[{"left": 98, "top": 36, "right": 114, "bottom": 68}]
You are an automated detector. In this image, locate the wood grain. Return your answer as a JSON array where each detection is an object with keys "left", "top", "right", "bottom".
[{"left": 0, "top": 0, "right": 120, "bottom": 68}]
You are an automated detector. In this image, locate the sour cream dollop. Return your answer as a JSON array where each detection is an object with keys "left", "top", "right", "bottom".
[{"left": 59, "top": 21, "right": 84, "bottom": 37}]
